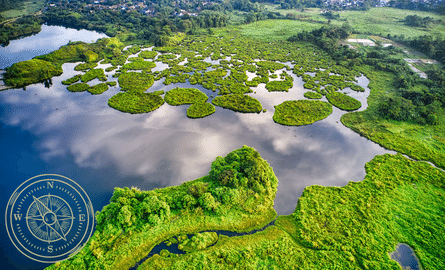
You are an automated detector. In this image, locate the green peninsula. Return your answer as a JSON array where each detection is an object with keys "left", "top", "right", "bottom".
[{"left": 47, "top": 146, "right": 278, "bottom": 270}]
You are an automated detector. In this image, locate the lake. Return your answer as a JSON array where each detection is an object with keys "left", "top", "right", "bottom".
[{"left": 0, "top": 26, "right": 393, "bottom": 270}]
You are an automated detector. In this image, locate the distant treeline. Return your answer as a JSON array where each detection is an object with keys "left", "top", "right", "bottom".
[
  {"left": 0, "top": 0, "right": 31, "bottom": 12},
  {"left": 0, "top": 15, "right": 44, "bottom": 46},
  {"left": 388, "top": 0, "right": 445, "bottom": 15},
  {"left": 288, "top": 25, "right": 444, "bottom": 125}
]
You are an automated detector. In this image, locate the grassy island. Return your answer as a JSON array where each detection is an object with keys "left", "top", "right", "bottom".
[
  {"left": 46, "top": 146, "right": 278, "bottom": 270},
  {"left": 164, "top": 88, "right": 208, "bottom": 106},
  {"left": 61, "top": 74, "right": 81, "bottom": 85},
  {"left": 67, "top": 83, "right": 90, "bottom": 92},
  {"left": 108, "top": 91, "right": 164, "bottom": 114},
  {"left": 273, "top": 100, "right": 333, "bottom": 126},
  {"left": 304, "top": 91, "right": 323, "bottom": 99},
  {"left": 3, "top": 59, "right": 62, "bottom": 88},
  {"left": 212, "top": 94, "right": 262, "bottom": 113},
  {"left": 88, "top": 83, "right": 109, "bottom": 95},
  {"left": 326, "top": 92, "right": 362, "bottom": 111},
  {"left": 117, "top": 72, "right": 154, "bottom": 92},
  {"left": 187, "top": 102, "right": 216, "bottom": 118}
]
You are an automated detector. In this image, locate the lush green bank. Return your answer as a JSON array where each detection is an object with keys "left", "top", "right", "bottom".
[
  {"left": 137, "top": 153, "right": 445, "bottom": 269},
  {"left": 47, "top": 146, "right": 278, "bottom": 269}
]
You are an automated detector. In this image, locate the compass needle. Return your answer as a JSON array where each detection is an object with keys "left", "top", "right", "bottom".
[{"left": 6, "top": 174, "right": 94, "bottom": 262}]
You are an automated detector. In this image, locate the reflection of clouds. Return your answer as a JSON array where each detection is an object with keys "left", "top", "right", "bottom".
[{"left": 0, "top": 62, "right": 393, "bottom": 215}]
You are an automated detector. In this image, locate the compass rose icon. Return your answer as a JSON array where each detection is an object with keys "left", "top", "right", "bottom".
[
  {"left": 27, "top": 194, "right": 75, "bottom": 243},
  {"left": 5, "top": 174, "right": 95, "bottom": 263}
]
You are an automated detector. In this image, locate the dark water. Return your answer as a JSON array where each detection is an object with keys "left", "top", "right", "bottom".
[
  {"left": 390, "top": 243, "right": 422, "bottom": 270},
  {"left": 0, "top": 29, "right": 394, "bottom": 270}
]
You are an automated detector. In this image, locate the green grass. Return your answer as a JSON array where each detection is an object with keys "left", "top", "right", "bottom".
[
  {"left": 74, "top": 62, "right": 98, "bottom": 71},
  {"left": 273, "top": 100, "right": 333, "bottom": 126},
  {"left": 212, "top": 94, "right": 262, "bottom": 113},
  {"left": 178, "top": 232, "right": 218, "bottom": 253},
  {"left": 67, "top": 83, "right": 89, "bottom": 92},
  {"left": 88, "top": 83, "right": 108, "bottom": 95},
  {"left": 304, "top": 91, "right": 322, "bottom": 99},
  {"left": 138, "top": 153, "right": 445, "bottom": 270},
  {"left": 326, "top": 92, "right": 362, "bottom": 111},
  {"left": 341, "top": 66, "right": 445, "bottom": 169},
  {"left": 4, "top": 59, "right": 62, "bottom": 88},
  {"left": 139, "top": 51, "right": 158, "bottom": 59},
  {"left": 0, "top": 0, "right": 46, "bottom": 19},
  {"left": 122, "top": 61, "right": 156, "bottom": 71},
  {"left": 164, "top": 87, "right": 208, "bottom": 106},
  {"left": 187, "top": 102, "right": 216, "bottom": 119},
  {"left": 257, "top": 6, "right": 445, "bottom": 39},
  {"left": 61, "top": 74, "right": 81, "bottom": 85},
  {"left": 80, "top": 68, "right": 106, "bottom": 83},
  {"left": 117, "top": 72, "right": 154, "bottom": 92},
  {"left": 46, "top": 146, "right": 278, "bottom": 270},
  {"left": 108, "top": 91, "right": 164, "bottom": 114}
]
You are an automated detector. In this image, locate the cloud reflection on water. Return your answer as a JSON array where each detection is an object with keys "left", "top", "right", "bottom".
[{"left": 0, "top": 63, "right": 394, "bottom": 215}]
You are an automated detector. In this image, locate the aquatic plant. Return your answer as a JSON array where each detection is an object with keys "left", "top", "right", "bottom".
[
  {"left": 108, "top": 91, "right": 164, "bottom": 114},
  {"left": 326, "top": 92, "right": 361, "bottom": 111},
  {"left": 304, "top": 91, "right": 323, "bottom": 99},
  {"left": 273, "top": 100, "right": 332, "bottom": 126},
  {"left": 118, "top": 72, "right": 154, "bottom": 92},
  {"left": 164, "top": 88, "right": 208, "bottom": 106},
  {"left": 187, "top": 102, "right": 216, "bottom": 118},
  {"left": 212, "top": 94, "right": 262, "bottom": 113},
  {"left": 67, "top": 83, "right": 89, "bottom": 92},
  {"left": 88, "top": 83, "right": 109, "bottom": 95}
]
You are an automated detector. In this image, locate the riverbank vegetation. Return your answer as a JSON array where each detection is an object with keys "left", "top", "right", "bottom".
[
  {"left": 3, "top": 59, "right": 62, "bottom": 88},
  {"left": 46, "top": 146, "right": 278, "bottom": 270},
  {"left": 273, "top": 100, "right": 333, "bottom": 126},
  {"left": 132, "top": 153, "right": 445, "bottom": 269}
]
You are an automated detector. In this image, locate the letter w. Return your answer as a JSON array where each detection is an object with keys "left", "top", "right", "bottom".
[{"left": 14, "top": 214, "right": 22, "bottom": 221}]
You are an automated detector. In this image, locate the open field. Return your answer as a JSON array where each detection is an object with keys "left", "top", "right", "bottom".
[
  {"left": 251, "top": 6, "right": 445, "bottom": 39},
  {"left": 0, "top": 0, "right": 46, "bottom": 19}
]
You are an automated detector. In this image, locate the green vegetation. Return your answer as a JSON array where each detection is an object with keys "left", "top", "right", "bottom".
[
  {"left": 138, "top": 153, "right": 445, "bottom": 269},
  {"left": 108, "top": 91, "right": 164, "bottom": 114},
  {"left": 212, "top": 94, "right": 262, "bottom": 113},
  {"left": 273, "top": 100, "right": 332, "bottom": 126},
  {"left": 117, "top": 72, "right": 154, "bottom": 92},
  {"left": 122, "top": 61, "right": 156, "bottom": 71},
  {"left": 164, "top": 88, "right": 208, "bottom": 106},
  {"left": 46, "top": 146, "right": 277, "bottom": 270},
  {"left": 61, "top": 74, "right": 81, "bottom": 85},
  {"left": 178, "top": 232, "right": 218, "bottom": 253},
  {"left": 67, "top": 83, "right": 89, "bottom": 92},
  {"left": 88, "top": 83, "right": 109, "bottom": 95},
  {"left": 326, "top": 92, "right": 362, "bottom": 111},
  {"left": 342, "top": 68, "right": 445, "bottom": 169},
  {"left": 265, "top": 72, "right": 293, "bottom": 92},
  {"left": 74, "top": 62, "right": 98, "bottom": 71},
  {"left": 187, "top": 102, "right": 216, "bottom": 119},
  {"left": 107, "top": 81, "right": 117, "bottom": 87},
  {"left": 3, "top": 59, "right": 62, "bottom": 88},
  {"left": 80, "top": 68, "right": 106, "bottom": 83},
  {"left": 139, "top": 51, "right": 158, "bottom": 59},
  {"left": 304, "top": 91, "right": 322, "bottom": 99}
]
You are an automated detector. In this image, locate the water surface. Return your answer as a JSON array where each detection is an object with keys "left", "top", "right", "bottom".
[{"left": 0, "top": 29, "right": 394, "bottom": 270}]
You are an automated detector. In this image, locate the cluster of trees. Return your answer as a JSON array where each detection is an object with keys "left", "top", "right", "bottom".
[
  {"left": 288, "top": 25, "right": 349, "bottom": 53},
  {"left": 388, "top": 0, "right": 445, "bottom": 14},
  {"left": 288, "top": 25, "right": 444, "bottom": 125},
  {"left": 0, "top": 15, "right": 43, "bottom": 45},
  {"left": 404, "top": 15, "right": 439, "bottom": 28}
]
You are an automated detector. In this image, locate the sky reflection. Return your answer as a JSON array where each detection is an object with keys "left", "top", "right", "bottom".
[{"left": 0, "top": 62, "right": 394, "bottom": 216}]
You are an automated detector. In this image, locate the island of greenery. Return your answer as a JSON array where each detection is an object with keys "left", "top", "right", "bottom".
[
  {"left": 273, "top": 100, "right": 333, "bottom": 126},
  {"left": 212, "top": 94, "right": 263, "bottom": 113},
  {"left": 326, "top": 92, "right": 362, "bottom": 111}
]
